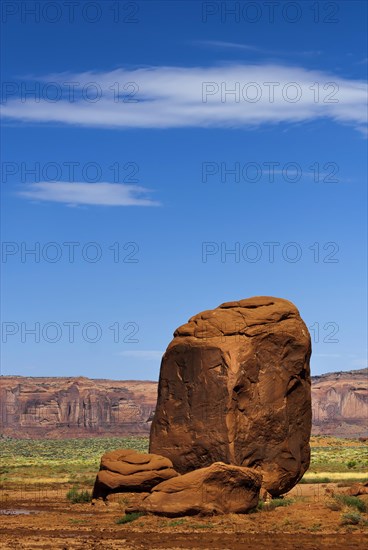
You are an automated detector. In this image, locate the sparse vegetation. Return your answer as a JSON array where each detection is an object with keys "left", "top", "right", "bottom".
[
  {"left": 326, "top": 500, "right": 342, "bottom": 511},
  {"left": 268, "top": 497, "right": 294, "bottom": 509},
  {"left": 258, "top": 497, "right": 294, "bottom": 511},
  {"left": 116, "top": 512, "right": 145, "bottom": 524},
  {"left": 340, "top": 512, "right": 363, "bottom": 525},
  {"left": 166, "top": 519, "right": 187, "bottom": 527},
  {"left": 299, "top": 476, "right": 331, "bottom": 484},
  {"left": 0, "top": 436, "right": 366, "bottom": 491},
  {"left": 1, "top": 434, "right": 367, "bottom": 546},
  {"left": 334, "top": 494, "right": 366, "bottom": 513},
  {"left": 0, "top": 437, "right": 149, "bottom": 487},
  {"left": 66, "top": 486, "right": 92, "bottom": 503},
  {"left": 308, "top": 437, "right": 368, "bottom": 478}
]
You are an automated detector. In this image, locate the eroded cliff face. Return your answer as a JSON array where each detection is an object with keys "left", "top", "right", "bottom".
[
  {"left": 0, "top": 377, "right": 157, "bottom": 439},
  {"left": 311, "top": 369, "right": 368, "bottom": 438},
  {"left": 0, "top": 369, "right": 367, "bottom": 439}
]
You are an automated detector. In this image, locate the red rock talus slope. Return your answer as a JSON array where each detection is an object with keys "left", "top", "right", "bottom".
[
  {"left": 311, "top": 368, "right": 368, "bottom": 438},
  {"left": 149, "top": 296, "right": 312, "bottom": 496},
  {"left": 0, "top": 377, "right": 157, "bottom": 438}
]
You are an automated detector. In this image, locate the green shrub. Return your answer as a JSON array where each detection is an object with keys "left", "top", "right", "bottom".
[
  {"left": 334, "top": 494, "right": 366, "bottom": 513},
  {"left": 347, "top": 460, "right": 357, "bottom": 469},
  {"left": 66, "top": 486, "right": 92, "bottom": 503},
  {"left": 166, "top": 519, "right": 187, "bottom": 527},
  {"left": 269, "top": 498, "right": 293, "bottom": 509},
  {"left": 340, "top": 512, "right": 362, "bottom": 525},
  {"left": 116, "top": 512, "right": 144, "bottom": 524}
]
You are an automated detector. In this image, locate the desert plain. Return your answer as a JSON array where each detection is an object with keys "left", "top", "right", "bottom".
[{"left": 1, "top": 435, "right": 367, "bottom": 549}]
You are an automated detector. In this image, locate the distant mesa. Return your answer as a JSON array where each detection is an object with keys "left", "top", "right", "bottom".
[
  {"left": 311, "top": 368, "right": 368, "bottom": 437},
  {"left": 0, "top": 373, "right": 367, "bottom": 443},
  {"left": 0, "top": 377, "right": 157, "bottom": 439}
]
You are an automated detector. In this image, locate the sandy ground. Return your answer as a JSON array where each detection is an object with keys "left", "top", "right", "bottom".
[{"left": 1, "top": 484, "right": 367, "bottom": 549}]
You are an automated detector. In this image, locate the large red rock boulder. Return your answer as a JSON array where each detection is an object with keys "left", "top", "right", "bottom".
[
  {"left": 92, "top": 449, "right": 178, "bottom": 499},
  {"left": 149, "top": 296, "right": 312, "bottom": 496},
  {"left": 127, "top": 462, "right": 262, "bottom": 516}
]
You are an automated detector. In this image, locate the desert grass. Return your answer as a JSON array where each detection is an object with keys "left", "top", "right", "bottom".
[
  {"left": 0, "top": 435, "right": 367, "bottom": 490},
  {"left": 301, "top": 472, "right": 368, "bottom": 482},
  {"left": 0, "top": 436, "right": 148, "bottom": 488}
]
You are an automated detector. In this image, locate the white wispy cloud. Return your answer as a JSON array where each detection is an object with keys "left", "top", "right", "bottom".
[
  {"left": 199, "top": 41, "right": 262, "bottom": 52},
  {"left": 17, "top": 181, "right": 160, "bottom": 207},
  {"left": 198, "top": 40, "right": 321, "bottom": 57},
  {"left": 1, "top": 64, "right": 367, "bottom": 133},
  {"left": 118, "top": 350, "right": 164, "bottom": 360}
]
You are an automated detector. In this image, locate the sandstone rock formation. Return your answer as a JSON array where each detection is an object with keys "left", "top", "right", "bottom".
[
  {"left": 0, "top": 377, "right": 156, "bottom": 438},
  {"left": 92, "top": 449, "right": 178, "bottom": 499},
  {"left": 149, "top": 296, "right": 312, "bottom": 496},
  {"left": 127, "top": 462, "right": 262, "bottom": 516}
]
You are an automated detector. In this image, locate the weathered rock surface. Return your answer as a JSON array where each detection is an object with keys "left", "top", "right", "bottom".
[
  {"left": 0, "top": 377, "right": 157, "bottom": 438},
  {"left": 149, "top": 296, "right": 312, "bottom": 496},
  {"left": 92, "top": 449, "right": 178, "bottom": 499},
  {"left": 127, "top": 462, "right": 262, "bottom": 516}
]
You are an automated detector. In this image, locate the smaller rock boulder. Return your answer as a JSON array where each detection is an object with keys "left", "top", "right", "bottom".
[
  {"left": 92, "top": 449, "right": 178, "bottom": 499},
  {"left": 127, "top": 462, "right": 262, "bottom": 516},
  {"left": 346, "top": 481, "right": 368, "bottom": 496}
]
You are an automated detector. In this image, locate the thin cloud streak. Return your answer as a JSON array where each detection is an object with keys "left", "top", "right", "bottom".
[
  {"left": 17, "top": 182, "right": 161, "bottom": 207},
  {"left": 1, "top": 64, "right": 367, "bottom": 133},
  {"left": 200, "top": 41, "right": 262, "bottom": 52},
  {"left": 198, "top": 40, "right": 322, "bottom": 57}
]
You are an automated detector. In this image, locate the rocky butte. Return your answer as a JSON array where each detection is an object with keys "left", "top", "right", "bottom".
[
  {"left": 150, "top": 296, "right": 312, "bottom": 496},
  {"left": 0, "top": 377, "right": 157, "bottom": 438},
  {"left": 312, "top": 368, "right": 368, "bottom": 437}
]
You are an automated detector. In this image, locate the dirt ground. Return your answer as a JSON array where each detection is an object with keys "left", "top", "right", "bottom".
[{"left": 1, "top": 484, "right": 367, "bottom": 549}]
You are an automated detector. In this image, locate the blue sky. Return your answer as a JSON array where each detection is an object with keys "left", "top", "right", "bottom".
[{"left": 1, "top": 0, "right": 367, "bottom": 380}]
